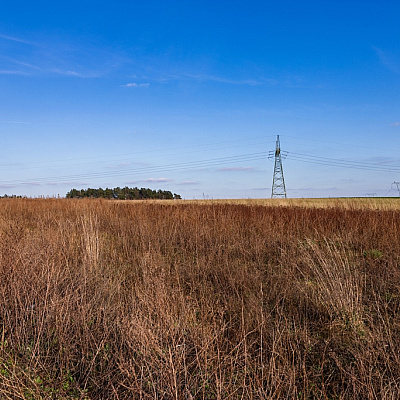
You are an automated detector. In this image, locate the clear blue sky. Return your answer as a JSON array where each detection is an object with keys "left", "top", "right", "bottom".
[{"left": 1, "top": 0, "right": 399, "bottom": 198}]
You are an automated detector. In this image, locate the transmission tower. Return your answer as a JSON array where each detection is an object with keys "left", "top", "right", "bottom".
[
  {"left": 269, "top": 135, "right": 287, "bottom": 198},
  {"left": 393, "top": 181, "right": 400, "bottom": 196}
]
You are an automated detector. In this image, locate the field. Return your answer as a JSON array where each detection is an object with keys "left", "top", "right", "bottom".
[{"left": 0, "top": 198, "right": 400, "bottom": 399}]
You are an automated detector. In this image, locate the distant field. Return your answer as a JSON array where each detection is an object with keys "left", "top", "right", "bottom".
[
  {"left": 224, "top": 196, "right": 400, "bottom": 209},
  {"left": 122, "top": 196, "right": 400, "bottom": 210},
  {"left": 1, "top": 198, "right": 400, "bottom": 398}
]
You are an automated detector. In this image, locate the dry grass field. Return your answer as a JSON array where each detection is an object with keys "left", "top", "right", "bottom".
[
  {"left": 170, "top": 197, "right": 400, "bottom": 210},
  {"left": 1, "top": 198, "right": 400, "bottom": 399}
]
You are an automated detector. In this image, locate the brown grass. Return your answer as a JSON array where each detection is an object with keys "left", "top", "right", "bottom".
[
  {"left": 173, "top": 197, "right": 400, "bottom": 210},
  {"left": 0, "top": 198, "right": 400, "bottom": 399}
]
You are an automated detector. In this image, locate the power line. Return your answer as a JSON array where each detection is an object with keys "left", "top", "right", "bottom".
[
  {"left": 285, "top": 134, "right": 400, "bottom": 154},
  {"left": 287, "top": 152, "right": 400, "bottom": 173},
  {"left": 0, "top": 151, "right": 268, "bottom": 186},
  {"left": 1, "top": 135, "right": 400, "bottom": 191},
  {"left": 0, "top": 140, "right": 273, "bottom": 173},
  {"left": 4, "top": 133, "right": 400, "bottom": 172},
  {"left": 0, "top": 135, "right": 276, "bottom": 170}
]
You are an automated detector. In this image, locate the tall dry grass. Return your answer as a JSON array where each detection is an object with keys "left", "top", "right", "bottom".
[
  {"left": 0, "top": 198, "right": 400, "bottom": 399},
  {"left": 172, "top": 197, "right": 400, "bottom": 210}
]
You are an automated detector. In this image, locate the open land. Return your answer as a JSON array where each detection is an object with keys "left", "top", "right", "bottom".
[{"left": 1, "top": 198, "right": 400, "bottom": 398}]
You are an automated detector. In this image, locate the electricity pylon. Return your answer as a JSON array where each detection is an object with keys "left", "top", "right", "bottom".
[
  {"left": 393, "top": 181, "right": 400, "bottom": 196},
  {"left": 269, "top": 135, "right": 287, "bottom": 198}
]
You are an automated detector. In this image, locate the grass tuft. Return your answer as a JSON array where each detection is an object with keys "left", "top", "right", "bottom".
[{"left": 0, "top": 198, "right": 399, "bottom": 398}]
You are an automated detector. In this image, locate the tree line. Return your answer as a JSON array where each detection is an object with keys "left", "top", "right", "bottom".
[
  {"left": 66, "top": 187, "right": 182, "bottom": 200},
  {"left": 0, "top": 194, "right": 25, "bottom": 199}
]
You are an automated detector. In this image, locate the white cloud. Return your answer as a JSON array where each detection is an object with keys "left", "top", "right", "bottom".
[
  {"left": 0, "top": 70, "right": 30, "bottom": 75},
  {"left": 0, "top": 34, "right": 38, "bottom": 46},
  {"left": 185, "top": 74, "right": 268, "bottom": 86},
  {"left": 144, "top": 178, "right": 171, "bottom": 183},
  {"left": 178, "top": 181, "right": 199, "bottom": 185},
  {"left": 390, "top": 122, "right": 400, "bottom": 126},
  {"left": 49, "top": 68, "right": 103, "bottom": 78},
  {"left": 1, "top": 33, "right": 121, "bottom": 79},
  {"left": 127, "top": 178, "right": 172, "bottom": 184},
  {"left": 21, "top": 182, "right": 41, "bottom": 186},
  {"left": 159, "top": 73, "right": 277, "bottom": 86},
  {"left": 373, "top": 46, "right": 400, "bottom": 73},
  {"left": 63, "top": 182, "right": 89, "bottom": 186},
  {"left": 122, "top": 82, "right": 150, "bottom": 88}
]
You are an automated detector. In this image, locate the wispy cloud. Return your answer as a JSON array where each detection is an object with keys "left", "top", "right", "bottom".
[
  {"left": 47, "top": 181, "right": 89, "bottom": 187},
  {"left": 158, "top": 73, "right": 277, "bottom": 86},
  {"left": 107, "top": 161, "right": 149, "bottom": 169},
  {"left": 122, "top": 82, "right": 150, "bottom": 88},
  {"left": 48, "top": 68, "right": 105, "bottom": 78},
  {"left": 178, "top": 181, "right": 199, "bottom": 185},
  {"left": 127, "top": 178, "right": 172, "bottom": 184},
  {"left": 64, "top": 182, "right": 89, "bottom": 186},
  {"left": 144, "top": 178, "right": 172, "bottom": 183},
  {"left": 373, "top": 46, "right": 400, "bottom": 73},
  {"left": 21, "top": 182, "right": 41, "bottom": 187},
  {"left": 0, "top": 34, "right": 38, "bottom": 46},
  {"left": 184, "top": 74, "right": 274, "bottom": 86},
  {"left": 0, "top": 32, "right": 123, "bottom": 78},
  {"left": 0, "top": 184, "right": 16, "bottom": 189},
  {"left": 107, "top": 162, "right": 131, "bottom": 169},
  {"left": 340, "top": 178, "right": 359, "bottom": 183},
  {"left": 363, "top": 156, "right": 400, "bottom": 165},
  {"left": 390, "top": 122, "right": 400, "bottom": 126},
  {"left": 218, "top": 167, "right": 255, "bottom": 172},
  {"left": 0, "top": 70, "right": 30, "bottom": 75},
  {"left": 2, "top": 58, "right": 43, "bottom": 71}
]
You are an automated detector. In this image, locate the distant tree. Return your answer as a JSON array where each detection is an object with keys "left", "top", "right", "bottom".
[
  {"left": 66, "top": 186, "right": 181, "bottom": 200},
  {"left": 0, "top": 194, "right": 24, "bottom": 199}
]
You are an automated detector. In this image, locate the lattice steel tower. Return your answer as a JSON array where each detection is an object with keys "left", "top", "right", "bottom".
[
  {"left": 270, "top": 135, "right": 287, "bottom": 198},
  {"left": 393, "top": 181, "right": 400, "bottom": 197}
]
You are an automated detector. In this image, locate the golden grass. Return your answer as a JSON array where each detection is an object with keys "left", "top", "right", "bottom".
[
  {"left": 121, "top": 197, "right": 400, "bottom": 210},
  {"left": 0, "top": 198, "right": 400, "bottom": 398}
]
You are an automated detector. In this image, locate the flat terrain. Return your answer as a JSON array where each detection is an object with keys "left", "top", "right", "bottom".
[
  {"left": 1, "top": 198, "right": 400, "bottom": 399},
  {"left": 122, "top": 197, "right": 400, "bottom": 210}
]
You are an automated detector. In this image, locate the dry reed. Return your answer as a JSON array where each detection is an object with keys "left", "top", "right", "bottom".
[{"left": 0, "top": 198, "right": 399, "bottom": 399}]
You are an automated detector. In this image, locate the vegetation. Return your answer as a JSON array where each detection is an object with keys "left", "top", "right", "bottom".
[
  {"left": 181, "top": 197, "right": 400, "bottom": 210},
  {"left": 0, "top": 194, "right": 25, "bottom": 199},
  {"left": 0, "top": 198, "right": 400, "bottom": 398},
  {"left": 66, "top": 186, "right": 181, "bottom": 200}
]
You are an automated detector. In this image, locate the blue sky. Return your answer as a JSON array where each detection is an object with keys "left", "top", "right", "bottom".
[{"left": 0, "top": 0, "right": 399, "bottom": 198}]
